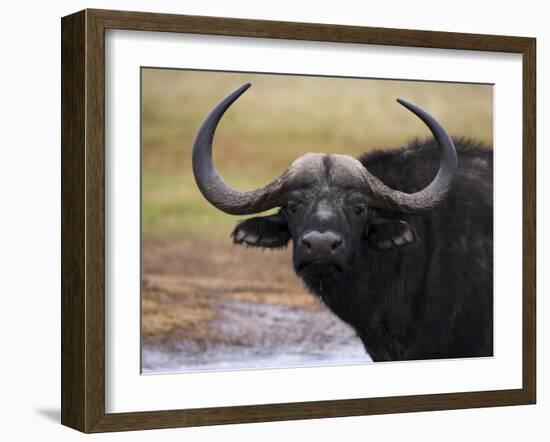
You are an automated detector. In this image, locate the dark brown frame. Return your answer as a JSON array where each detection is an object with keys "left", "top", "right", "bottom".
[{"left": 61, "top": 8, "right": 536, "bottom": 433}]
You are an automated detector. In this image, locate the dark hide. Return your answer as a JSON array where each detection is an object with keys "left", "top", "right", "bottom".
[{"left": 233, "top": 138, "right": 493, "bottom": 362}]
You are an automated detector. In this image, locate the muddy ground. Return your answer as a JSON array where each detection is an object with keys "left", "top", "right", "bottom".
[{"left": 141, "top": 236, "right": 371, "bottom": 373}]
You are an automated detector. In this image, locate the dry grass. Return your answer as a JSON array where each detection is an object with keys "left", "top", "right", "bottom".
[{"left": 141, "top": 69, "right": 493, "bottom": 238}]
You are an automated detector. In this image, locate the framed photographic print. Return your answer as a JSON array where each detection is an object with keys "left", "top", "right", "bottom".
[{"left": 61, "top": 9, "right": 536, "bottom": 433}]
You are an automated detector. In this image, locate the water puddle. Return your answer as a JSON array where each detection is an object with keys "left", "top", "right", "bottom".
[{"left": 142, "top": 300, "right": 372, "bottom": 374}]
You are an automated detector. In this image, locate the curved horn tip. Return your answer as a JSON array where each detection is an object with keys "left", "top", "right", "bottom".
[
  {"left": 396, "top": 97, "right": 417, "bottom": 111},
  {"left": 239, "top": 82, "right": 252, "bottom": 93},
  {"left": 225, "top": 83, "right": 252, "bottom": 102}
]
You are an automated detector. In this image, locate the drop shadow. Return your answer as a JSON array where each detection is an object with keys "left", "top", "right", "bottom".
[{"left": 35, "top": 408, "right": 60, "bottom": 423}]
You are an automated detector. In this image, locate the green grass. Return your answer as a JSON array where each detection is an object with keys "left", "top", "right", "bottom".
[
  {"left": 142, "top": 172, "right": 279, "bottom": 237},
  {"left": 141, "top": 69, "right": 493, "bottom": 238}
]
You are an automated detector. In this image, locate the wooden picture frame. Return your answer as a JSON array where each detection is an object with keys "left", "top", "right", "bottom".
[{"left": 61, "top": 8, "right": 536, "bottom": 433}]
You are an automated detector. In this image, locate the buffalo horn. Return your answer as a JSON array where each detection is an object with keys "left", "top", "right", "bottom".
[
  {"left": 192, "top": 83, "right": 289, "bottom": 215},
  {"left": 361, "top": 98, "right": 458, "bottom": 213}
]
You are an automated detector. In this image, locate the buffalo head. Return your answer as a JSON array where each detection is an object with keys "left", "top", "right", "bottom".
[{"left": 192, "top": 83, "right": 457, "bottom": 294}]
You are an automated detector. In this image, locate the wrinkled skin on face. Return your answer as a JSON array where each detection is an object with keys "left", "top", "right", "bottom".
[{"left": 232, "top": 153, "right": 416, "bottom": 299}]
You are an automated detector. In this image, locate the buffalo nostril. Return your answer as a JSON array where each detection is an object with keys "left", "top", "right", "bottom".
[{"left": 301, "top": 231, "right": 342, "bottom": 256}]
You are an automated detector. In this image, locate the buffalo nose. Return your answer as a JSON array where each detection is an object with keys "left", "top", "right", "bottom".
[{"left": 300, "top": 231, "right": 343, "bottom": 259}]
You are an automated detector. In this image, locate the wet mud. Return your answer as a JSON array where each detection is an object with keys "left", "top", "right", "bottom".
[{"left": 142, "top": 236, "right": 371, "bottom": 373}]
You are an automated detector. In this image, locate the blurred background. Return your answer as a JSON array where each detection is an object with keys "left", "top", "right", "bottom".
[{"left": 141, "top": 68, "right": 493, "bottom": 373}]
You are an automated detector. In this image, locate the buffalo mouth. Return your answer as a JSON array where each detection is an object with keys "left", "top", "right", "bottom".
[{"left": 296, "top": 259, "right": 343, "bottom": 275}]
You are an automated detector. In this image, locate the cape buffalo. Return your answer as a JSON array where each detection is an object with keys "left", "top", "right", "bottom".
[{"left": 192, "top": 83, "right": 493, "bottom": 362}]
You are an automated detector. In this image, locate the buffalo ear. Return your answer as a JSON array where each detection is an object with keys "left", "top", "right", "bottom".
[
  {"left": 232, "top": 212, "right": 290, "bottom": 248},
  {"left": 367, "top": 215, "right": 417, "bottom": 250}
]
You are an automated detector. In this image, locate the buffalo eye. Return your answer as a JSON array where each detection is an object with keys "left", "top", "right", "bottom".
[
  {"left": 287, "top": 201, "right": 299, "bottom": 214},
  {"left": 346, "top": 192, "right": 367, "bottom": 216},
  {"left": 353, "top": 204, "right": 365, "bottom": 215},
  {"left": 348, "top": 201, "right": 365, "bottom": 215}
]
